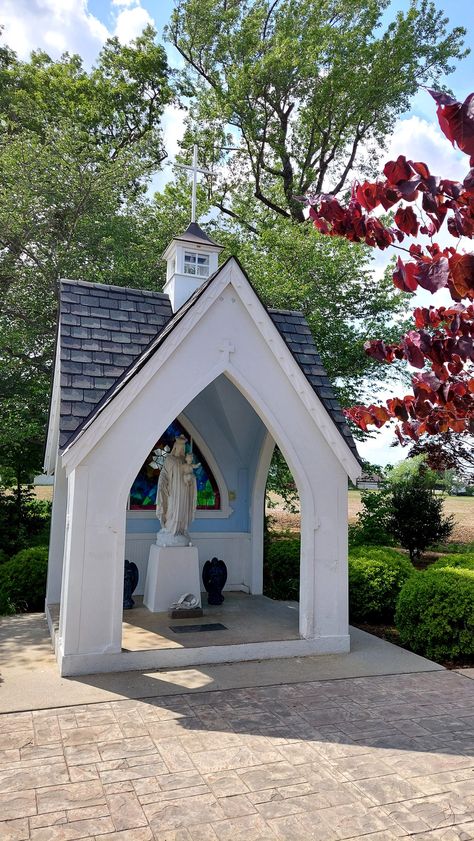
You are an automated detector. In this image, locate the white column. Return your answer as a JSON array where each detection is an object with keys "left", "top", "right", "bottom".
[
  {"left": 59, "top": 465, "right": 124, "bottom": 658},
  {"left": 299, "top": 467, "right": 349, "bottom": 643},
  {"left": 45, "top": 456, "right": 68, "bottom": 605}
]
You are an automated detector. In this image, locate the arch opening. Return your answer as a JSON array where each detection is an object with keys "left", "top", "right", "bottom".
[
  {"left": 119, "top": 373, "right": 307, "bottom": 656},
  {"left": 264, "top": 447, "right": 301, "bottom": 602}
]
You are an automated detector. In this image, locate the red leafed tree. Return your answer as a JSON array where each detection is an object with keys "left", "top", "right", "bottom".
[{"left": 306, "top": 89, "right": 474, "bottom": 446}]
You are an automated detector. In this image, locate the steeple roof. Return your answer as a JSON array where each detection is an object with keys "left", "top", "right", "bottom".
[{"left": 172, "top": 222, "right": 223, "bottom": 249}]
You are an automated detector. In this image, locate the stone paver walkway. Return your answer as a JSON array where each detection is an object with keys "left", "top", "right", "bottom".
[{"left": 1, "top": 670, "right": 473, "bottom": 840}]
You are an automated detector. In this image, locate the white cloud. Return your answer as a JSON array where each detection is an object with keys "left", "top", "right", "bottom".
[
  {"left": 386, "top": 115, "right": 467, "bottom": 182},
  {"left": 1, "top": 0, "right": 109, "bottom": 64},
  {"left": 112, "top": 0, "right": 139, "bottom": 6},
  {"left": 114, "top": 5, "right": 154, "bottom": 43},
  {"left": 149, "top": 103, "right": 188, "bottom": 194},
  {"left": 357, "top": 423, "right": 404, "bottom": 468}
]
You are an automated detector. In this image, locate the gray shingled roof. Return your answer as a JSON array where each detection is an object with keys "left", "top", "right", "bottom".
[
  {"left": 268, "top": 309, "right": 359, "bottom": 462},
  {"left": 56, "top": 268, "right": 359, "bottom": 463},
  {"left": 58, "top": 279, "right": 172, "bottom": 449}
]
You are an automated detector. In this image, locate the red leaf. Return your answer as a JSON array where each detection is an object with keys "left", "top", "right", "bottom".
[
  {"left": 387, "top": 398, "right": 410, "bottom": 422},
  {"left": 412, "top": 161, "right": 431, "bottom": 179},
  {"left": 415, "top": 256, "right": 449, "bottom": 293},
  {"left": 393, "top": 257, "right": 418, "bottom": 293},
  {"left": 428, "top": 89, "right": 457, "bottom": 107},
  {"left": 383, "top": 155, "right": 413, "bottom": 185},
  {"left": 394, "top": 206, "right": 419, "bottom": 236},
  {"left": 449, "top": 253, "right": 474, "bottom": 300},
  {"left": 430, "top": 90, "right": 474, "bottom": 159},
  {"left": 364, "top": 339, "right": 394, "bottom": 363},
  {"left": 463, "top": 168, "right": 474, "bottom": 191},
  {"left": 354, "top": 181, "right": 380, "bottom": 211},
  {"left": 403, "top": 336, "right": 425, "bottom": 369}
]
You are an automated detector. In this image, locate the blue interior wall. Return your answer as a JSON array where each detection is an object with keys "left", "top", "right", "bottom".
[{"left": 126, "top": 374, "right": 267, "bottom": 535}]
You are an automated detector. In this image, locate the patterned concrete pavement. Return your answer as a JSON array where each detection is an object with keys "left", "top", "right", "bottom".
[{"left": 1, "top": 669, "right": 473, "bottom": 840}]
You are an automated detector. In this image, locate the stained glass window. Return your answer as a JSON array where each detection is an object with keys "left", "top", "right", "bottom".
[{"left": 129, "top": 419, "right": 220, "bottom": 511}]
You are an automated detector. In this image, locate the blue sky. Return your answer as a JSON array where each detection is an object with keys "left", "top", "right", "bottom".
[{"left": 2, "top": 0, "right": 473, "bottom": 467}]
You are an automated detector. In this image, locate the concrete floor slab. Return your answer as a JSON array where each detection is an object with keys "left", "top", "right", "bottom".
[{"left": 122, "top": 594, "right": 300, "bottom": 651}]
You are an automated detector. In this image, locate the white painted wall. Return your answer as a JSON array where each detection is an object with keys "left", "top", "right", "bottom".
[{"left": 125, "top": 532, "right": 252, "bottom": 596}]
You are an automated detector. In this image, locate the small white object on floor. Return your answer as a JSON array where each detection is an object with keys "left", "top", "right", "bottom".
[{"left": 170, "top": 593, "right": 200, "bottom": 610}]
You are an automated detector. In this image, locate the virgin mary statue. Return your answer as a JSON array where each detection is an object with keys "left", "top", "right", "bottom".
[{"left": 155, "top": 435, "right": 198, "bottom": 546}]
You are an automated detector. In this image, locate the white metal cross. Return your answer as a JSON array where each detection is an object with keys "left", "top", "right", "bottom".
[{"left": 174, "top": 144, "right": 215, "bottom": 223}]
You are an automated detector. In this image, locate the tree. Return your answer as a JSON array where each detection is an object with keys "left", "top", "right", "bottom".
[
  {"left": 349, "top": 455, "right": 454, "bottom": 557},
  {"left": 213, "top": 213, "right": 409, "bottom": 405},
  {"left": 387, "top": 456, "right": 454, "bottom": 560},
  {"left": 167, "top": 0, "right": 466, "bottom": 226},
  {"left": 306, "top": 89, "right": 474, "bottom": 444},
  {"left": 408, "top": 432, "right": 474, "bottom": 480},
  {"left": 0, "top": 28, "right": 172, "bottom": 484}
]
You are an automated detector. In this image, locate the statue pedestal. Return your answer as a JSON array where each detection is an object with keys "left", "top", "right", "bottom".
[{"left": 143, "top": 545, "right": 202, "bottom": 613}]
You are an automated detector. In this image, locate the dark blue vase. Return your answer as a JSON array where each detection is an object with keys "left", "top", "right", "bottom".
[
  {"left": 202, "top": 557, "right": 227, "bottom": 605},
  {"left": 123, "top": 559, "right": 139, "bottom": 609}
]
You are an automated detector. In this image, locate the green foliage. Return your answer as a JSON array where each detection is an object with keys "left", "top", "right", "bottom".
[
  {"left": 348, "top": 488, "right": 394, "bottom": 547},
  {"left": 395, "top": 567, "right": 474, "bottom": 661},
  {"left": 348, "top": 549, "right": 414, "bottom": 623},
  {"left": 0, "top": 30, "right": 172, "bottom": 485},
  {"left": 0, "top": 545, "right": 48, "bottom": 615},
  {"left": 168, "top": 0, "right": 466, "bottom": 223},
  {"left": 214, "top": 216, "right": 409, "bottom": 406},
  {"left": 430, "top": 554, "right": 474, "bottom": 571},
  {"left": 266, "top": 448, "right": 299, "bottom": 513},
  {"left": 348, "top": 545, "right": 407, "bottom": 562},
  {"left": 264, "top": 536, "right": 300, "bottom": 600},
  {"left": 351, "top": 457, "right": 455, "bottom": 559},
  {"left": 0, "top": 486, "right": 51, "bottom": 557},
  {"left": 387, "top": 457, "right": 455, "bottom": 561},
  {"left": 430, "top": 541, "right": 474, "bottom": 555}
]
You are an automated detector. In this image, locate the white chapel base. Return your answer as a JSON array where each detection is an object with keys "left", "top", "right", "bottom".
[{"left": 143, "top": 544, "right": 202, "bottom": 613}]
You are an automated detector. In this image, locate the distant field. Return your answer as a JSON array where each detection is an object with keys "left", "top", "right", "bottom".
[
  {"left": 34, "top": 485, "right": 53, "bottom": 502},
  {"left": 35, "top": 485, "right": 474, "bottom": 544},
  {"left": 267, "top": 490, "right": 474, "bottom": 544}
]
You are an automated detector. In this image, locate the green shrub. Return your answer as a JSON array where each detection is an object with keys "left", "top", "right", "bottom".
[
  {"left": 395, "top": 567, "right": 474, "bottom": 661},
  {"left": 0, "top": 487, "right": 51, "bottom": 557},
  {"left": 264, "top": 536, "right": 300, "bottom": 600},
  {"left": 348, "top": 550, "right": 414, "bottom": 623},
  {"left": 429, "top": 541, "right": 474, "bottom": 554},
  {"left": 349, "top": 546, "right": 407, "bottom": 562},
  {"left": 0, "top": 545, "right": 48, "bottom": 615},
  {"left": 348, "top": 488, "right": 394, "bottom": 547},
  {"left": 0, "top": 549, "right": 9, "bottom": 565},
  {"left": 430, "top": 553, "right": 474, "bottom": 571}
]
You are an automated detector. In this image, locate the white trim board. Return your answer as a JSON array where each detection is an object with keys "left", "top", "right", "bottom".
[{"left": 56, "top": 635, "right": 351, "bottom": 676}]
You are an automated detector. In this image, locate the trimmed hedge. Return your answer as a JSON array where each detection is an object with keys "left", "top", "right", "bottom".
[
  {"left": 264, "top": 537, "right": 414, "bottom": 617},
  {"left": 264, "top": 537, "right": 300, "bottom": 600},
  {"left": 0, "top": 545, "right": 48, "bottom": 615},
  {"left": 349, "top": 546, "right": 407, "bottom": 562},
  {"left": 395, "top": 567, "right": 474, "bottom": 661},
  {"left": 429, "top": 553, "right": 474, "bottom": 572},
  {"left": 348, "top": 548, "right": 414, "bottom": 623}
]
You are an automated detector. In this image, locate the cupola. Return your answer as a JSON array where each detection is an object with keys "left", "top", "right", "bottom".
[{"left": 162, "top": 222, "right": 223, "bottom": 313}]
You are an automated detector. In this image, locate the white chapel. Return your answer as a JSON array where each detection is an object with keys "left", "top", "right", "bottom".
[{"left": 44, "top": 157, "right": 361, "bottom": 676}]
